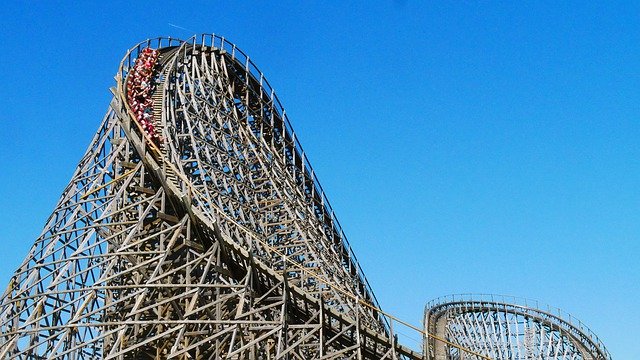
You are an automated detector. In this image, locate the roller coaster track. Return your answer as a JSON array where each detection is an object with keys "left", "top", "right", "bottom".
[
  {"left": 2, "top": 34, "right": 611, "bottom": 360},
  {"left": 0, "top": 35, "right": 437, "bottom": 359},
  {"left": 424, "top": 294, "right": 612, "bottom": 360}
]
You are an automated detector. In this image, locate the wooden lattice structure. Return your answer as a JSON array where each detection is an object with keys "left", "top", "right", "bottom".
[
  {"left": 424, "top": 294, "right": 612, "bottom": 360},
  {"left": 0, "top": 35, "right": 425, "bottom": 359},
  {"left": 0, "top": 35, "right": 613, "bottom": 360}
]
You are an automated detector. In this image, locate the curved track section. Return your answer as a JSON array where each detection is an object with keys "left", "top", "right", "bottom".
[
  {"left": 424, "top": 294, "right": 611, "bottom": 360},
  {"left": 155, "top": 36, "right": 383, "bottom": 327},
  {"left": 0, "top": 35, "right": 421, "bottom": 359}
]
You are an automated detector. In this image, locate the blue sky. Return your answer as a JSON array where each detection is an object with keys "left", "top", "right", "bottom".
[{"left": 1, "top": 1, "right": 637, "bottom": 357}]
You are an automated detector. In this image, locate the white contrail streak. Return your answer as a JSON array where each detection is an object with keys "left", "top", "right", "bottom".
[{"left": 168, "top": 23, "right": 195, "bottom": 34}]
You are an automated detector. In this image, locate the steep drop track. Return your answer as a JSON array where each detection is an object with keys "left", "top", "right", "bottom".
[{"left": 0, "top": 35, "right": 429, "bottom": 359}]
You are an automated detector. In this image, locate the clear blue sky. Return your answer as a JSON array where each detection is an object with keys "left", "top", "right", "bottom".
[{"left": 1, "top": 1, "right": 637, "bottom": 357}]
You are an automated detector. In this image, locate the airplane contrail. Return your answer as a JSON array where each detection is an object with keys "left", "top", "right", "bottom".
[{"left": 168, "top": 23, "right": 195, "bottom": 33}]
